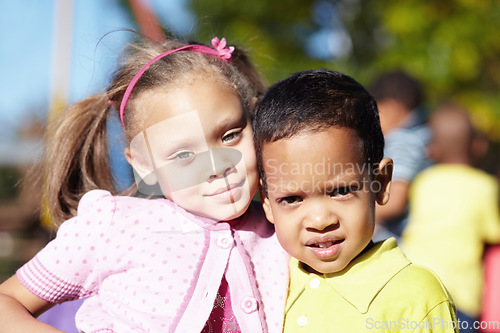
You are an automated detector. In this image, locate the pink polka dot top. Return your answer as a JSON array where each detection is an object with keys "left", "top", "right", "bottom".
[{"left": 17, "top": 190, "right": 289, "bottom": 333}]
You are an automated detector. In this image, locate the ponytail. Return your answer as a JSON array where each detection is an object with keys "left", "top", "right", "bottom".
[{"left": 43, "top": 93, "right": 117, "bottom": 225}]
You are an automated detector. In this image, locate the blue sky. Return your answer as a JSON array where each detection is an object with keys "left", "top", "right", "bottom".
[{"left": 0, "top": 0, "right": 194, "bottom": 142}]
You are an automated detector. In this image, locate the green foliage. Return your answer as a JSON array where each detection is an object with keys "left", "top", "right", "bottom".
[
  {"left": 367, "top": 0, "right": 500, "bottom": 139},
  {"left": 190, "top": 0, "right": 328, "bottom": 82},
  {"left": 187, "top": 0, "right": 500, "bottom": 140}
]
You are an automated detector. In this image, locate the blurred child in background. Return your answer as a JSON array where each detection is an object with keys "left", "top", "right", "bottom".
[
  {"left": 369, "top": 71, "right": 432, "bottom": 241},
  {"left": 401, "top": 103, "right": 500, "bottom": 332}
]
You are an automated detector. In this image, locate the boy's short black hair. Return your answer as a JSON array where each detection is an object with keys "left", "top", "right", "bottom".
[{"left": 253, "top": 68, "right": 384, "bottom": 195}]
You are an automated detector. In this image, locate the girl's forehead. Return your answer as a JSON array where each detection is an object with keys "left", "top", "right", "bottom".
[
  {"left": 144, "top": 111, "right": 204, "bottom": 139},
  {"left": 130, "top": 111, "right": 206, "bottom": 155},
  {"left": 128, "top": 78, "right": 244, "bottom": 137},
  {"left": 131, "top": 78, "right": 230, "bottom": 121}
]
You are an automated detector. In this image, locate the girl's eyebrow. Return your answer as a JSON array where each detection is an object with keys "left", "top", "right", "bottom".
[
  {"left": 145, "top": 132, "right": 201, "bottom": 157},
  {"left": 212, "top": 112, "right": 247, "bottom": 135}
]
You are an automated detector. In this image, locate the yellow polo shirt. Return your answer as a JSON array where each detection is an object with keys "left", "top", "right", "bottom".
[{"left": 285, "top": 238, "right": 457, "bottom": 332}]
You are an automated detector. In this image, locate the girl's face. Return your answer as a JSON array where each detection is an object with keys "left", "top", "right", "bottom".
[{"left": 126, "top": 79, "right": 258, "bottom": 221}]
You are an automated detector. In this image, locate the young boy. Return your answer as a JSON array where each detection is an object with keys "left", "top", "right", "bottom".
[{"left": 253, "top": 69, "right": 458, "bottom": 332}]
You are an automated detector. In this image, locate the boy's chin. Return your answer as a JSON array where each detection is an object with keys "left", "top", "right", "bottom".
[{"left": 304, "top": 264, "right": 339, "bottom": 275}]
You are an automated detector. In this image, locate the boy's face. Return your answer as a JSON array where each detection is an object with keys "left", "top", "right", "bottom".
[{"left": 261, "top": 127, "right": 392, "bottom": 274}]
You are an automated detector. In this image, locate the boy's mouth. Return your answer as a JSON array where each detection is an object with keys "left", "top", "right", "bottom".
[
  {"left": 306, "top": 237, "right": 344, "bottom": 259},
  {"left": 306, "top": 236, "right": 343, "bottom": 248},
  {"left": 307, "top": 240, "right": 342, "bottom": 248}
]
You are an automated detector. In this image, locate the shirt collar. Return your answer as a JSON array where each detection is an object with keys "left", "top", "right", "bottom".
[{"left": 288, "top": 238, "right": 410, "bottom": 314}]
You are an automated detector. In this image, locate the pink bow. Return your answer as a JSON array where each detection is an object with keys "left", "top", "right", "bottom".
[{"left": 211, "top": 37, "right": 235, "bottom": 61}]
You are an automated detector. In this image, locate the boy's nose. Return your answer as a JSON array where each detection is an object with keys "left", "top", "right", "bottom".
[{"left": 304, "top": 199, "right": 339, "bottom": 232}]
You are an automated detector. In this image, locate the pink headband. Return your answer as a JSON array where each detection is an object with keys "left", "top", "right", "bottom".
[{"left": 119, "top": 37, "right": 235, "bottom": 126}]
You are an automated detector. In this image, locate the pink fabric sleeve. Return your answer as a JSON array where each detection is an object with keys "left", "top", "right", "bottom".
[{"left": 17, "top": 190, "right": 117, "bottom": 303}]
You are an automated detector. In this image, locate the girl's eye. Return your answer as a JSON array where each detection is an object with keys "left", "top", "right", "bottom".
[
  {"left": 170, "top": 150, "right": 195, "bottom": 161},
  {"left": 330, "top": 186, "right": 357, "bottom": 198},
  {"left": 222, "top": 130, "right": 242, "bottom": 144},
  {"left": 277, "top": 196, "right": 303, "bottom": 206}
]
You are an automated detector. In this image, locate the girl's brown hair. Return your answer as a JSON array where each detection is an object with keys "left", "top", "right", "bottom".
[{"left": 40, "top": 37, "right": 261, "bottom": 226}]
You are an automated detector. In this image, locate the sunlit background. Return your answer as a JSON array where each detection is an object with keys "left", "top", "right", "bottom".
[{"left": 1, "top": 0, "right": 499, "bottom": 281}]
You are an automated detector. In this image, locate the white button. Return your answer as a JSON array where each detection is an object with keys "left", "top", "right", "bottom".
[
  {"left": 240, "top": 296, "right": 258, "bottom": 314},
  {"left": 216, "top": 234, "right": 232, "bottom": 249},
  {"left": 297, "top": 315, "right": 308, "bottom": 327},
  {"left": 309, "top": 278, "right": 320, "bottom": 289}
]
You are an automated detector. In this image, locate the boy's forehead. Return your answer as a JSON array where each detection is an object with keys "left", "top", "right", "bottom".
[
  {"left": 261, "top": 128, "right": 366, "bottom": 176},
  {"left": 262, "top": 127, "right": 363, "bottom": 157}
]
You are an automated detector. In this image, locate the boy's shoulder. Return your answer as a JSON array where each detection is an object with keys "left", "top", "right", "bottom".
[
  {"left": 332, "top": 238, "right": 453, "bottom": 309},
  {"left": 368, "top": 241, "right": 455, "bottom": 310},
  {"left": 361, "top": 239, "right": 452, "bottom": 299},
  {"left": 390, "top": 261, "right": 453, "bottom": 299},
  {"left": 357, "top": 240, "right": 455, "bottom": 323},
  {"left": 286, "top": 239, "right": 456, "bottom": 330}
]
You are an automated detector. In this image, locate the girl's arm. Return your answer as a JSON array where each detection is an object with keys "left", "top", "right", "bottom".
[{"left": 0, "top": 275, "right": 63, "bottom": 333}]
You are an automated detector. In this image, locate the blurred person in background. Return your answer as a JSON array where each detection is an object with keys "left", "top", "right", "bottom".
[
  {"left": 400, "top": 103, "right": 500, "bottom": 332},
  {"left": 369, "top": 70, "right": 433, "bottom": 242}
]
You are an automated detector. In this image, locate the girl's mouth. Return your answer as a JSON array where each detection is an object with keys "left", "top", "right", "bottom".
[{"left": 204, "top": 178, "right": 246, "bottom": 203}]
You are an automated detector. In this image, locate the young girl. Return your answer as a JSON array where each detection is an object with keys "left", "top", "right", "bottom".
[{"left": 0, "top": 36, "right": 289, "bottom": 332}]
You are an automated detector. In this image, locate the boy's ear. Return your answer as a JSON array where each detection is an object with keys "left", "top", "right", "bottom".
[
  {"left": 124, "top": 146, "right": 158, "bottom": 186},
  {"left": 260, "top": 179, "right": 275, "bottom": 224},
  {"left": 374, "top": 157, "right": 393, "bottom": 205}
]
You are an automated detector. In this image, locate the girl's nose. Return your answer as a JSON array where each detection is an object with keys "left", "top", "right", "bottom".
[{"left": 208, "top": 148, "right": 242, "bottom": 180}]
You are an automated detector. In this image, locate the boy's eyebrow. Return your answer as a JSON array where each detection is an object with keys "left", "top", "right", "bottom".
[
  {"left": 265, "top": 161, "right": 369, "bottom": 178},
  {"left": 266, "top": 172, "right": 367, "bottom": 194}
]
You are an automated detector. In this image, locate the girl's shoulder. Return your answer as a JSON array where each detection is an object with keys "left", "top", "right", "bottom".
[
  {"left": 78, "top": 189, "right": 180, "bottom": 211},
  {"left": 75, "top": 190, "right": 185, "bottom": 229}
]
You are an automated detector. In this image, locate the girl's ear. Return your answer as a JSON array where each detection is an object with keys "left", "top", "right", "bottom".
[
  {"left": 247, "top": 96, "right": 259, "bottom": 116},
  {"left": 374, "top": 158, "right": 393, "bottom": 205},
  {"left": 260, "top": 179, "right": 275, "bottom": 224},
  {"left": 124, "top": 146, "right": 158, "bottom": 186},
  {"left": 250, "top": 96, "right": 258, "bottom": 109}
]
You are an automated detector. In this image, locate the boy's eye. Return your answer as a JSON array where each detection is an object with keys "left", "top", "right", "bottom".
[
  {"left": 330, "top": 186, "right": 357, "bottom": 198},
  {"left": 277, "top": 196, "right": 303, "bottom": 206},
  {"left": 222, "top": 130, "right": 242, "bottom": 144},
  {"left": 169, "top": 150, "right": 195, "bottom": 161}
]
